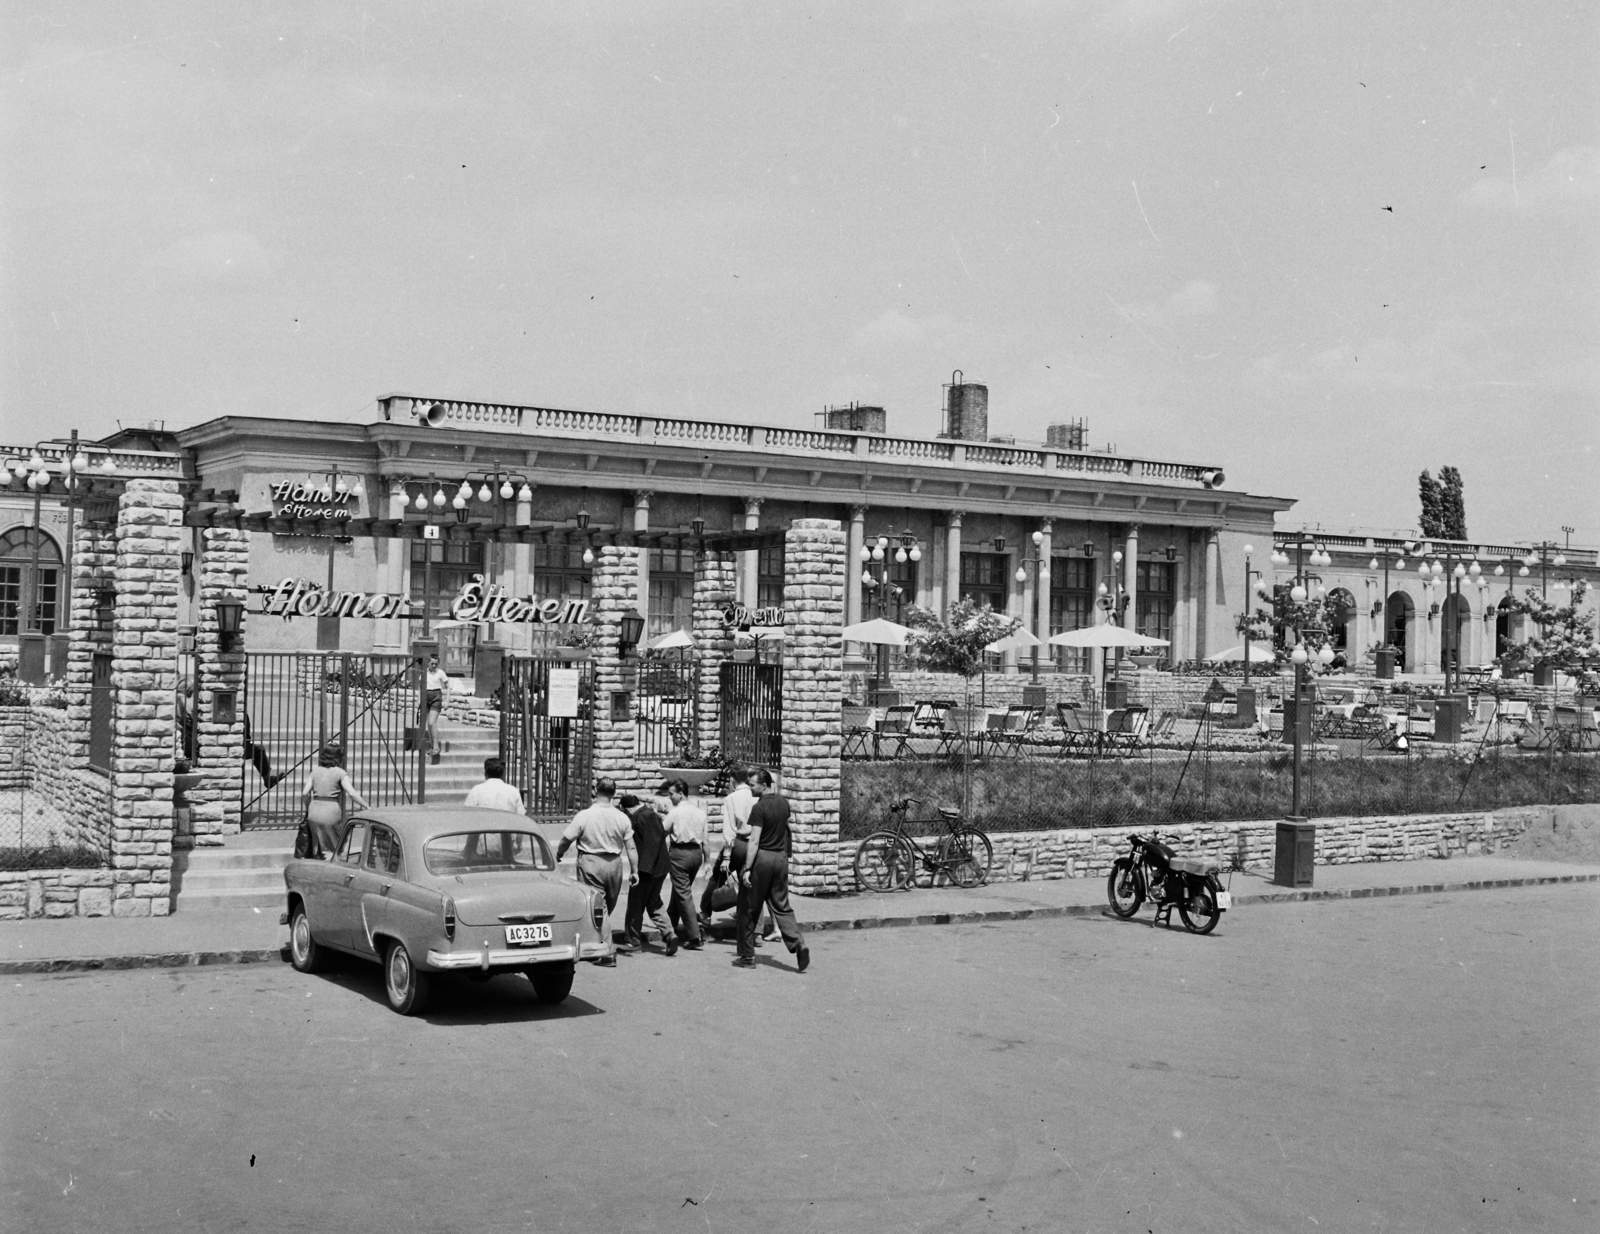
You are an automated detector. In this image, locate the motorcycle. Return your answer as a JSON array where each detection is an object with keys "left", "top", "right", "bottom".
[{"left": 1107, "top": 833, "right": 1231, "bottom": 934}]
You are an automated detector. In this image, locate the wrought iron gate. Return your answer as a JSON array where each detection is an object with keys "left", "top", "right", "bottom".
[
  {"left": 719, "top": 661, "right": 782, "bottom": 769},
  {"left": 635, "top": 655, "right": 698, "bottom": 762},
  {"left": 241, "top": 652, "right": 421, "bottom": 828},
  {"left": 500, "top": 656, "right": 596, "bottom": 823}
]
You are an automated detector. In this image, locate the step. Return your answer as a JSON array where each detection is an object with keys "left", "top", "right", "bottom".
[
  {"left": 172, "top": 886, "right": 287, "bottom": 911},
  {"left": 173, "top": 847, "right": 294, "bottom": 873},
  {"left": 175, "top": 868, "right": 287, "bottom": 894}
]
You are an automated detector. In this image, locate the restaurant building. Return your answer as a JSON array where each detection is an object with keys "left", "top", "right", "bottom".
[{"left": 161, "top": 377, "right": 1293, "bottom": 678}]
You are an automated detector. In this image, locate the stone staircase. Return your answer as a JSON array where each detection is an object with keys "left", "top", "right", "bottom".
[
  {"left": 419, "top": 719, "right": 502, "bottom": 805},
  {"left": 171, "top": 833, "right": 295, "bottom": 912}
]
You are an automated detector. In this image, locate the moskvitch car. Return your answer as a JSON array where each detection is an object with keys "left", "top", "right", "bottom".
[{"left": 282, "top": 807, "right": 614, "bottom": 1015}]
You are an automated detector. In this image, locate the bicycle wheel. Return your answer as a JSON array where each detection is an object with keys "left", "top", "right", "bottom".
[
  {"left": 854, "top": 832, "right": 912, "bottom": 892},
  {"left": 1107, "top": 858, "right": 1143, "bottom": 918},
  {"left": 942, "top": 827, "right": 993, "bottom": 888}
]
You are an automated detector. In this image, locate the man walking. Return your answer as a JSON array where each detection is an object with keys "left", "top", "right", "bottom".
[
  {"left": 620, "top": 793, "right": 677, "bottom": 956},
  {"left": 464, "top": 756, "right": 524, "bottom": 813},
  {"left": 659, "top": 778, "right": 706, "bottom": 950},
  {"left": 733, "top": 768, "right": 809, "bottom": 973},
  {"left": 555, "top": 777, "right": 637, "bottom": 964}
]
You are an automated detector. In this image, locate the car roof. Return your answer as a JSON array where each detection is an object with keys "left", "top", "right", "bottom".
[{"left": 348, "top": 807, "right": 542, "bottom": 842}]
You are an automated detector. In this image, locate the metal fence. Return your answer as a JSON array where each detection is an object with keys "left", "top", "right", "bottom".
[
  {"left": 719, "top": 661, "right": 782, "bottom": 769},
  {"left": 839, "top": 677, "right": 1600, "bottom": 840},
  {"left": 635, "top": 655, "right": 698, "bottom": 762},
  {"left": 500, "top": 655, "right": 596, "bottom": 823},
  {"left": 241, "top": 652, "right": 421, "bottom": 828},
  {"left": 0, "top": 700, "right": 108, "bottom": 869}
]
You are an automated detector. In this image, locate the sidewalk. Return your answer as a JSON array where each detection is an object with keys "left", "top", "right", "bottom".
[{"left": 2, "top": 855, "right": 1596, "bottom": 974}]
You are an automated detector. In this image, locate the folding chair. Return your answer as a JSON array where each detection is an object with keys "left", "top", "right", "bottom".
[
  {"left": 1147, "top": 711, "right": 1178, "bottom": 743},
  {"left": 841, "top": 705, "right": 876, "bottom": 760},
  {"left": 935, "top": 706, "right": 986, "bottom": 761},
  {"left": 986, "top": 705, "right": 1033, "bottom": 758},
  {"left": 877, "top": 704, "right": 918, "bottom": 760},
  {"left": 913, "top": 699, "right": 953, "bottom": 736}
]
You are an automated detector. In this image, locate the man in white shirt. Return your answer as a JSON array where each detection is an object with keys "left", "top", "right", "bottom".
[
  {"left": 556, "top": 777, "right": 638, "bottom": 963},
  {"left": 464, "top": 757, "right": 524, "bottom": 814},
  {"left": 658, "top": 778, "right": 708, "bottom": 950},
  {"left": 704, "top": 766, "right": 772, "bottom": 940}
]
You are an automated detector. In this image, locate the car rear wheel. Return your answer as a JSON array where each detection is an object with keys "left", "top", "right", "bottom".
[
  {"left": 529, "top": 962, "right": 575, "bottom": 1005},
  {"left": 383, "top": 940, "right": 431, "bottom": 1015},
  {"left": 288, "top": 903, "right": 324, "bottom": 974}
]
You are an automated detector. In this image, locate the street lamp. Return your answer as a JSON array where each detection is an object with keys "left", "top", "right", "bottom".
[
  {"left": 861, "top": 529, "right": 921, "bottom": 693},
  {"left": 1014, "top": 528, "right": 1051, "bottom": 682}
]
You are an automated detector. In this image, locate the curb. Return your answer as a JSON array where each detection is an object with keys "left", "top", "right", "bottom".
[{"left": 5, "top": 873, "right": 1597, "bottom": 974}]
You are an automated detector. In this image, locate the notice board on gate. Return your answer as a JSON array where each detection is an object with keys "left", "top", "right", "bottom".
[{"left": 547, "top": 667, "right": 581, "bottom": 717}]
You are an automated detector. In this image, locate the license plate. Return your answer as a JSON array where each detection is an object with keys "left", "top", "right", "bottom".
[
  {"left": 505, "top": 923, "right": 553, "bottom": 947},
  {"left": 1215, "top": 891, "right": 1232, "bottom": 911}
]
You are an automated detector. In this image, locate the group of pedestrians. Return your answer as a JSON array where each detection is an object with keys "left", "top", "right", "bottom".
[{"left": 555, "top": 768, "right": 809, "bottom": 973}]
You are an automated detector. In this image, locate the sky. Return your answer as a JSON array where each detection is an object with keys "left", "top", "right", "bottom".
[{"left": 3, "top": 1, "right": 1596, "bottom": 545}]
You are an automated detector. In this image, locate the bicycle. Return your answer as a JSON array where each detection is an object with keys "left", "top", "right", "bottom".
[{"left": 853, "top": 797, "right": 993, "bottom": 892}]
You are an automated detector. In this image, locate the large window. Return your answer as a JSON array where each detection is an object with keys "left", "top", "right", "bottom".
[
  {"left": 1050, "top": 557, "right": 1095, "bottom": 671},
  {"left": 411, "top": 536, "right": 486, "bottom": 672},
  {"left": 533, "top": 543, "right": 594, "bottom": 607},
  {"left": 0, "top": 528, "right": 62, "bottom": 636},
  {"left": 648, "top": 545, "right": 695, "bottom": 639},
  {"left": 756, "top": 545, "right": 785, "bottom": 610},
  {"left": 1135, "top": 560, "right": 1175, "bottom": 644},
  {"left": 960, "top": 552, "right": 1010, "bottom": 613}
]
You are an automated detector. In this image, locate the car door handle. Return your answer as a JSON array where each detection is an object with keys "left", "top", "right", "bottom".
[
  {"left": 380, "top": 883, "right": 392, "bottom": 894},
  {"left": 343, "top": 875, "right": 355, "bottom": 886}
]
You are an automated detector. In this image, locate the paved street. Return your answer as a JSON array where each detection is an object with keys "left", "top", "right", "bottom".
[{"left": 4, "top": 884, "right": 1597, "bottom": 1234}]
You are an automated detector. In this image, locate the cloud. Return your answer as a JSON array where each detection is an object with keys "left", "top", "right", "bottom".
[
  {"left": 152, "top": 231, "right": 276, "bottom": 284},
  {"left": 1459, "top": 146, "right": 1600, "bottom": 214},
  {"left": 1165, "top": 279, "right": 1218, "bottom": 316}
]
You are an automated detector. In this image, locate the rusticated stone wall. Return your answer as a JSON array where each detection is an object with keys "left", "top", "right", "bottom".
[
  {"left": 692, "top": 551, "right": 737, "bottom": 757},
  {"left": 781, "top": 519, "right": 846, "bottom": 895},
  {"left": 188, "top": 526, "right": 249, "bottom": 846},
  {"left": 831, "top": 805, "right": 1559, "bottom": 886},
  {"left": 590, "top": 545, "right": 643, "bottom": 796},
  {"left": 109, "top": 480, "right": 183, "bottom": 916},
  {"left": 0, "top": 868, "right": 116, "bottom": 920}
]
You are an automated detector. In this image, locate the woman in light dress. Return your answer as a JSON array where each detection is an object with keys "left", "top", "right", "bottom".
[{"left": 302, "top": 743, "right": 369, "bottom": 857}]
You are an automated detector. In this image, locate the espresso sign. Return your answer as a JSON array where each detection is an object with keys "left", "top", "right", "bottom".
[
  {"left": 269, "top": 481, "right": 356, "bottom": 521},
  {"left": 722, "top": 604, "right": 784, "bottom": 628}
]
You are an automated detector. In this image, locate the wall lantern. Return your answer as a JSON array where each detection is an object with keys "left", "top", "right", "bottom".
[
  {"left": 214, "top": 598, "right": 245, "bottom": 651},
  {"left": 691, "top": 516, "right": 706, "bottom": 538},
  {"left": 180, "top": 550, "right": 194, "bottom": 576},
  {"left": 576, "top": 492, "right": 591, "bottom": 530},
  {"left": 618, "top": 610, "right": 646, "bottom": 658},
  {"left": 993, "top": 536, "right": 1007, "bottom": 553},
  {"left": 1164, "top": 545, "right": 1178, "bottom": 562},
  {"left": 1081, "top": 541, "right": 1096, "bottom": 557}
]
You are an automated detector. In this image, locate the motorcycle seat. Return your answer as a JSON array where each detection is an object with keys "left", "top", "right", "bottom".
[{"left": 1168, "top": 857, "right": 1220, "bottom": 876}]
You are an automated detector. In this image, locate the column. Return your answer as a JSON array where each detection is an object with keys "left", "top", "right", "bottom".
[
  {"left": 189, "top": 526, "right": 249, "bottom": 845},
  {"left": 1171, "top": 541, "right": 1189, "bottom": 663},
  {"left": 62, "top": 519, "right": 117, "bottom": 853},
  {"left": 1122, "top": 524, "right": 1140, "bottom": 631},
  {"left": 633, "top": 491, "right": 652, "bottom": 635},
  {"left": 1201, "top": 532, "right": 1221, "bottom": 662},
  {"left": 377, "top": 482, "right": 409, "bottom": 654},
  {"left": 930, "top": 522, "right": 948, "bottom": 615},
  {"left": 780, "top": 518, "right": 846, "bottom": 896},
  {"left": 508, "top": 488, "right": 533, "bottom": 654},
  {"left": 1034, "top": 518, "right": 1053, "bottom": 675},
  {"left": 741, "top": 498, "right": 763, "bottom": 607},
  {"left": 692, "top": 550, "right": 738, "bottom": 755},
  {"left": 945, "top": 512, "right": 964, "bottom": 616},
  {"left": 845, "top": 505, "right": 866, "bottom": 627},
  {"left": 110, "top": 479, "right": 183, "bottom": 917},
  {"left": 589, "top": 544, "right": 642, "bottom": 795}
]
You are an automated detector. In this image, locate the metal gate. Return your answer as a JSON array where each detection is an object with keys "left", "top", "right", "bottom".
[
  {"left": 635, "top": 654, "right": 698, "bottom": 762},
  {"left": 719, "top": 661, "right": 782, "bottom": 769},
  {"left": 500, "top": 656, "right": 596, "bottom": 823},
  {"left": 241, "top": 652, "right": 421, "bottom": 828}
]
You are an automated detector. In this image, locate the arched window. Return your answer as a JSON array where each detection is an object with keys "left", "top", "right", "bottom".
[{"left": 0, "top": 527, "right": 63, "bottom": 636}]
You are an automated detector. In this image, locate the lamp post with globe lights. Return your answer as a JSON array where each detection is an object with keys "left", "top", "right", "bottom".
[
  {"left": 1014, "top": 528, "right": 1050, "bottom": 683},
  {"left": 859, "top": 526, "right": 922, "bottom": 694}
]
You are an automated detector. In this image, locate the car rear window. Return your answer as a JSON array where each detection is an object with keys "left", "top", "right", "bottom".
[{"left": 423, "top": 831, "right": 554, "bottom": 876}]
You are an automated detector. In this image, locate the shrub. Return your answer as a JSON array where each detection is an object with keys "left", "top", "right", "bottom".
[{"left": 0, "top": 845, "right": 104, "bottom": 871}]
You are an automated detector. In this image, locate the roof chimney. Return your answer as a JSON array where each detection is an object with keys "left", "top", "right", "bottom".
[{"left": 941, "top": 372, "right": 988, "bottom": 442}]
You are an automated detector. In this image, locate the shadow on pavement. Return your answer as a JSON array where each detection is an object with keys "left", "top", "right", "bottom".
[{"left": 297, "top": 952, "right": 607, "bottom": 1022}]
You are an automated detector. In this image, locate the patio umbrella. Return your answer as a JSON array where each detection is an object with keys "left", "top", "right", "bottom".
[
  {"left": 1047, "top": 624, "right": 1170, "bottom": 649},
  {"left": 841, "top": 617, "right": 914, "bottom": 646},
  {"left": 645, "top": 627, "right": 694, "bottom": 653},
  {"left": 1205, "top": 642, "right": 1276, "bottom": 663},
  {"left": 983, "top": 628, "right": 1042, "bottom": 654}
]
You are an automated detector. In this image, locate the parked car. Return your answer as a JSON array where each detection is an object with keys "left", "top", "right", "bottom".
[{"left": 282, "top": 807, "right": 614, "bottom": 1015}]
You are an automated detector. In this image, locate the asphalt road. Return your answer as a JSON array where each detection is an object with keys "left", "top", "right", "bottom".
[{"left": 3, "top": 885, "right": 1597, "bottom": 1234}]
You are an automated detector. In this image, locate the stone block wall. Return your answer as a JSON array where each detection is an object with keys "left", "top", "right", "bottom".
[
  {"left": 188, "top": 527, "right": 249, "bottom": 846},
  {"left": 831, "top": 806, "right": 1555, "bottom": 886},
  {"left": 108, "top": 480, "right": 183, "bottom": 916},
  {"left": 693, "top": 552, "right": 737, "bottom": 755},
  {"left": 590, "top": 545, "right": 643, "bottom": 796},
  {"left": 0, "top": 703, "right": 113, "bottom": 853},
  {"left": 781, "top": 519, "right": 846, "bottom": 895},
  {"left": 0, "top": 868, "right": 117, "bottom": 920},
  {"left": 0, "top": 705, "right": 25, "bottom": 788}
]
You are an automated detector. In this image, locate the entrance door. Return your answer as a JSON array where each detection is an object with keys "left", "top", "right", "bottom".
[
  {"left": 501, "top": 656, "right": 596, "bottom": 823},
  {"left": 719, "top": 661, "right": 783, "bottom": 769}
]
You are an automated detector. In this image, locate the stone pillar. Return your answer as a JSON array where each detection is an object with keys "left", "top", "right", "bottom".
[
  {"left": 62, "top": 519, "right": 117, "bottom": 852},
  {"left": 188, "top": 526, "right": 249, "bottom": 846},
  {"left": 845, "top": 505, "right": 866, "bottom": 627},
  {"left": 508, "top": 489, "right": 533, "bottom": 654},
  {"left": 110, "top": 480, "right": 183, "bottom": 916},
  {"left": 693, "top": 551, "right": 737, "bottom": 755},
  {"left": 633, "top": 491, "right": 652, "bottom": 632},
  {"left": 589, "top": 544, "right": 642, "bottom": 795},
  {"left": 1123, "top": 524, "right": 1140, "bottom": 631},
  {"left": 1202, "top": 531, "right": 1222, "bottom": 662},
  {"left": 376, "top": 482, "right": 410, "bottom": 653},
  {"left": 1034, "top": 518, "right": 1053, "bottom": 675},
  {"left": 780, "top": 518, "right": 845, "bottom": 896},
  {"left": 945, "top": 512, "right": 964, "bottom": 616},
  {"left": 740, "top": 498, "right": 763, "bottom": 606}
]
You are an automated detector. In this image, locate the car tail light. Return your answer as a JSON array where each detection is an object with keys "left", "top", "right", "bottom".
[
  {"left": 590, "top": 895, "right": 604, "bottom": 934},
  {"left": 443, "top": 896, "right": 457, "bottom": 941}
]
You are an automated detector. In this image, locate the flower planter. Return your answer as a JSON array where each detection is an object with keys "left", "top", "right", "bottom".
[{"left": 660, "top": 767, "right": 722, "bottom": 794}]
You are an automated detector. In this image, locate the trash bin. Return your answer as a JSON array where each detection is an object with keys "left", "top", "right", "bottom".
[
  {"left": 1235, "top": 685, "right": 1257, "bottom": 726},
  {"left": 17, "top": 632, "right": 46, "bottom": 685},
  {"left": 1274, "top": 820, "right": 1315, "bottom": 887},
  {"left": 1279, "top": 693, "right": 1312, "bottom": 745},
  {"left": 1433, "top": 696, "right": 1465, "bottom": 744},
  {"left": 1105, "top": 679, "right": 1131, "bottom": 709},
  {"left": 1021, "top": 684, "right": 1048, "bottom": 710},
  {"left": 1374, "top": 647, "right": 1397, "bottom": 680}
]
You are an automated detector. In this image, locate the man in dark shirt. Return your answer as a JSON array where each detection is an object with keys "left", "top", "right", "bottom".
[
  {"left": 621, "top": 793, "right": 678, "bottom": 956},
  {"left": 732, "top": 768, "right": 810, "bottom": 972}
]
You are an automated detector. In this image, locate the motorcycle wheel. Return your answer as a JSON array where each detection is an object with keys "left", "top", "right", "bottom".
[
  {"left": 1178, "top": 883, "right": 1223, "bottom": 935},
  {"left": 1107, "top": 859, "right": 1143, "bottom": 918}
]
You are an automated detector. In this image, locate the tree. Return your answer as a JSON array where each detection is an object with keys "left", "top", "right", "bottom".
[
  {"left": 1235, "top": 585, "right": 1341, "bottom": 665},
  {"left": 1498, "top": 581, "right": 1599, "bottom": 694},
  {"left": 903, "top": 599, "right": 1020, "bottom": 681},
  {"left": 1439, "top": 466, "right": 1468, "bottom": 540},
  {"left": 1418, "top": 469, "right": 1445, "bottom": 539}
]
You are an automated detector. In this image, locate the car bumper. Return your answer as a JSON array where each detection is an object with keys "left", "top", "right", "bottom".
[{"left": 426, "top": 944, "right": 580, "bottom": 971}]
